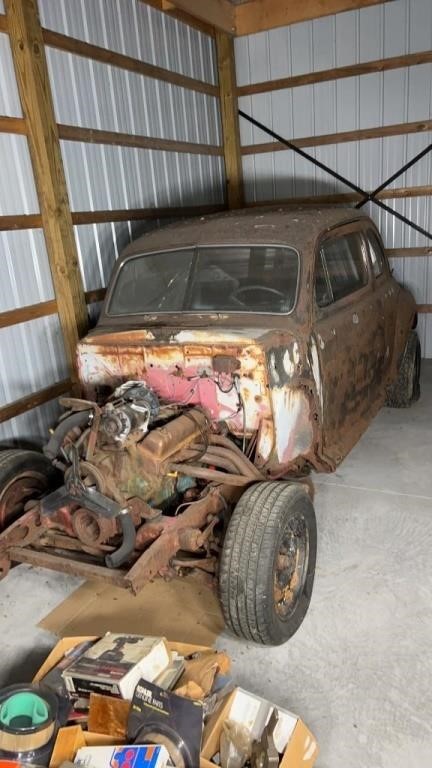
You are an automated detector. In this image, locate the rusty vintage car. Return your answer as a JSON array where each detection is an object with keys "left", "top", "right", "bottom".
[{"left": 0, "top": 207, "right": 420, "bottom": 645}]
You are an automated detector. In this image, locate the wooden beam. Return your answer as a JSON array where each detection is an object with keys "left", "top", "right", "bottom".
[
  {"left": 85, "top": 288, "right": 106, "bottom": 304},
  {"left": 72, "top": 203, "right": 225, "bottom": 225},
  {"left": 141, "top": 0, "right": 215, "bottom": 37},
  {"left": 0, "top": 115, "right": 26, "bottom": 134},
  {"left": 216, "top": 32, "right": 243, "bottom": 209},
  {"left": 0, "top": 299, "right": 57, "bottom": 329},
  {"left": 0, "top": 213, "right": 42, "bottom": 230},
  {"left": 58, "top": 124, "right": 223, "bottom": 157},
  {"left": 0, "top": 379, "right": 71, "bottom": 423},
  {"left": 241, "top": 119, "right": 432, "bottom": 156},
  {"left": 0, "top": 14, "right": 7, "bottom": 32},
  {"left": 236, "top": 0, "right": 392, "bottom": 36},
  {"left": 160, "top": 0, "right": 235, "bottom": 34},
  {"left": 237, "top": 50, "right": 432, "bottom": 97},
  {"left": 386, "top": 247, "right": 432, "bottom": 258},
  {"left": 246, "top": 185, "right": 432, "bottom": 208},
  {"left": 42, "top": 28, "right": 218, "bottom": 98},
  {"left": 6, "top": 0, "right": 88, "bottom": 383}
]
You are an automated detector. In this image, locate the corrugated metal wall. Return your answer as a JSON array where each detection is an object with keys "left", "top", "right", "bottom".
[
  {"left": 0, "top": 26, "right": 66, "bottom": 445},
  {"left": 39, "top": 0, "right": 223, "bottom": 296},
  {"left": 0, "top": 0, "right": 223, "bottom": 445},
  {"left": 235, "top": 0, "right": 432, "bottom": 356}
]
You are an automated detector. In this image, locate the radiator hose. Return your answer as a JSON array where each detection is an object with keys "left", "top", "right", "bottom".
[
  {"left": 43, "top": 411, "right": 91, "bottom": 460},
  {"left": 105, "top": 512, "right": 136, "bottom": 569}
]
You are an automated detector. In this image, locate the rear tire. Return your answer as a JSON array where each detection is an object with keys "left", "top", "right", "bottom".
[
  {"left": 386, "top": 331, "right": 421, "bottom": 408},
  {"left": 219, "top": 481, "right": 317, "bottom": 646},
  {"left": 0, "top": 449, "right": 59, "bottom": 530}
]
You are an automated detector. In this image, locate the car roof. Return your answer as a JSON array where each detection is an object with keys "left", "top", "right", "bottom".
[{"left": 122, "top": 205, "right": 371, "bottom": 260}]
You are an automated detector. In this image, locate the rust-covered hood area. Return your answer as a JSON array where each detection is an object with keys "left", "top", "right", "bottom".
[{"left": 78, "top": 326, "right": 317, "bottom": 473}]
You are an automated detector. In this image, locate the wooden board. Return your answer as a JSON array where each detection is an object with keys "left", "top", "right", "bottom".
[
  {"left": 58, "top": 124, "right": 223, "bottom": 156},
  {"left": 236, "top": 0, "right": 390, "bottom": 36},
  {"left": 241, "top": 119, "right": 432, "bottom": 156},
  {"left": 216, "top": 32, "right": 243, "bottom": 209},
  {"left": 42, "top": 28, "right": 218, "bottom": 98},
  {"left": 0, "top": 298, "right": 57, "bottom": 328},
  {"left": 0, "top": 379, "right": 71, "bottom": 423},
  {"left": 237, "top": 49, "right": 432, "bottom": 96},
  {"left": 72, "top": 203, "right": 225, "bottom": 225},
  {"left": 0, "top": 114, "right": 26, "bottom": 134},
  {"left": 164, "top": 0, "right": 234, "bottom": 33},
  {"left": 5, "top": 0, "right": 88, "bottom": 383}
]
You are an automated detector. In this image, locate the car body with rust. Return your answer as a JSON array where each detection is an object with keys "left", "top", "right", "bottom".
[{"left": 0, "top": 207, "right": 420, "bottom": 645}]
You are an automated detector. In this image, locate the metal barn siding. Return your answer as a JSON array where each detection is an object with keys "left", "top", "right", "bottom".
[
  {"left": 38, "top": 0, "right": 217, "bottom": 85},
  {"left": 0, "top": 400, "right": 62, "bottom": 447},
  {"left": 38, "top": 0, "right": 224, "bottom": 298},
  {"left": 0, "top": 21, "right": 67, "bottom": 443},
  {"left": 235, "top": 0, "right": 432, "bottom": 356},
  {"left": 0, "top": 230, "right": 54, "bottom": 311},
  {"left": 0, "top": 32, "right": 21, "bottom": 115}
]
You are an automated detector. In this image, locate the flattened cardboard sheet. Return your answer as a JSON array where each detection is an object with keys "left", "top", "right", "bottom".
[{"left": 39, "top": 573, "right": 224, "bottom": 646}]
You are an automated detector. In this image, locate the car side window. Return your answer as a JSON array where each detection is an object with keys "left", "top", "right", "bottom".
[
  {"left": 320, "top": 232, "right": 368, "bottom": 303},
  {"left": 367, "top": 229, "right": 385, "bottom": 277}
]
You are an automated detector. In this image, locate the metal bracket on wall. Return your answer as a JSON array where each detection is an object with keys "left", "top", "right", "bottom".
[{"left": 239, "top": 109, "right": 432, "bottom": 242}]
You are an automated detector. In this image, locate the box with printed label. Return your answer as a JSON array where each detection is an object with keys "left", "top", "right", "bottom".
[
  {"left": 62, "top": 634, "right": 171, "bottom": 701},
  {"left": 75, "top": 744, "right": 171, "bottom": 768}
]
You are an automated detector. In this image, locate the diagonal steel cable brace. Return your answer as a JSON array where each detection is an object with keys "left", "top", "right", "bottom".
[
  {"left": 239, "top": 109, "right": 432, "bottom": 241},
  {"left": 355, "top": 141, "right": 432, "bottom": 208}
]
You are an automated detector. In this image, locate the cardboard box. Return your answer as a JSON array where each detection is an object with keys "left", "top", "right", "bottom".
[
  {"left": 36, "top": 638, "right": 218, "bottom": 768},
  {"left": 34, "top": 636, "right": 211, "bottom": 685},
  {"left": 62, "top": 634, "right": 171, "bottom": 700},
  {"left": 50, "top": 726, "right": 119, "bottom": 768},
  {"left": 201, "top": 688, "right": 319, "bottom": 768},
  {"left": 38, "top": 638, "right": 317, "bottom": 768},
  {"left": 52, "top": 726, "right": 213, "bottom": 768}
]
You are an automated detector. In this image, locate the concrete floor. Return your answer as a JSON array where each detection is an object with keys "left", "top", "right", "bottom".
[{"left": 1, "top": 363, "right": 431, "bottom": 767}]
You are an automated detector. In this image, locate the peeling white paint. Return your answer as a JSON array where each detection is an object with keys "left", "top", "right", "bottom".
[
  {"left": 310, "top": 337, "right": 323, "bottom": 411},
  {"left": 174, "top": 329, "right": 260, "bottom": 343},
  {"left": 257, "top": 418, "right": 274, "bottom": 461},
  {"left": 283, "top": 342, "right": 300, "bottom": 377},
  {"left": 270, "top": 352, "right": 280, "bottom": 384}
]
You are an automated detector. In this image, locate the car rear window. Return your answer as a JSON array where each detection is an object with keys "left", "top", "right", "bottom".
[
  {"left": 316, "top": 232, "right": 368, "bottom": 306},
  {"left": 108, "top": 245, "right": 299, "bottom": 315}
]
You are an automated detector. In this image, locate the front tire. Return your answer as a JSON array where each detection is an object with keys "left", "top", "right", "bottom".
[
  {"left": 219, "top": 481, "right": 317, "bottom": 646},
  {"left": 0, "top": 449, "right": 59, "bottom": 531}
]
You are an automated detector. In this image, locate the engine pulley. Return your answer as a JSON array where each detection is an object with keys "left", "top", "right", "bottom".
[
  {"left": 99, "top": 381, "right": 159, "bottom": 443},
  {"left": 72, "top": 507, "right": 118, "bottom": 546}
]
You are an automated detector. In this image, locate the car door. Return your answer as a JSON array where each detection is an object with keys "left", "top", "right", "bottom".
[
  {"left": 365, "top": 226, "right": 397, "bottom": 383},
  {"left": 311, "top": 223, "right": 385, "bottom": 466}
]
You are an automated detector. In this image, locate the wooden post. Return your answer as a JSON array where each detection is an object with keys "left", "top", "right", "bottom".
[
  {"left": 5, "top": 0, "right": 88, "bottom": 383},
  {"left": 215, "top": 32, "right": 243, "bottom": 209}
]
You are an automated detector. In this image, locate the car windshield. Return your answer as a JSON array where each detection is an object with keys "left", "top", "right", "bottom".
[{"left": 108, "top": 245, "right": 299, "bottom": 315}]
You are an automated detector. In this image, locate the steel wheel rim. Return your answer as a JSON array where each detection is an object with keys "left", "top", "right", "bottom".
[
  {"left": 0, "top": 471, "right": 48, "bottom": 529},
  {"left": 273, "top": 512, "right": 309, "bottom": 620}
]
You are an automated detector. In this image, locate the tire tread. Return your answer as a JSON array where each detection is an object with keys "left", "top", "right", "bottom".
[{"left": 219, "top": 481, "right": 316, "bottom": 645}]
